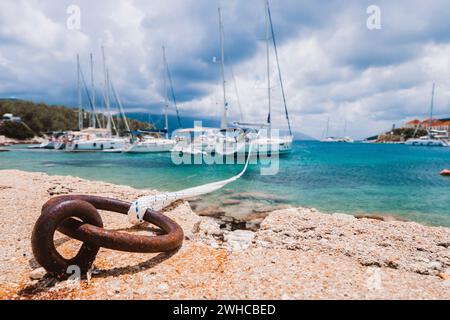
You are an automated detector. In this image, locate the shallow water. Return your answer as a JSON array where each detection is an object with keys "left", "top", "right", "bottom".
[{"left": 1, "top": 141, "right": 449, "bottom": 226}]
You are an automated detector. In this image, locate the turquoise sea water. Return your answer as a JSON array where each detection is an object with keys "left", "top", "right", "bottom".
[{"left": 1, "top": 141, "right": 449, "bottom": 227}]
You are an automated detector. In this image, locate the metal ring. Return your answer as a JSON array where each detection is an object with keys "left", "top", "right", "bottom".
[
  {"left": 31, "top": 195, "right": 184, "bottom": 277},
  {"left": 31, "top": 199, "right": 103, "bottom": 276}
]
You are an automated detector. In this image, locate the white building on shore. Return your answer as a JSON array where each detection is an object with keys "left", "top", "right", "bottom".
[{"left": 1, "top": 113, "right": 22, "bottom": 123}]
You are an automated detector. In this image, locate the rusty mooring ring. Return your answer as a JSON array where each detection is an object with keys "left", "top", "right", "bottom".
[{"left": 31, "top": 195, "right": 184, "bottom": 277}]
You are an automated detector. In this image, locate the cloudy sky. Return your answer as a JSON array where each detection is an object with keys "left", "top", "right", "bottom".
[{"left": 1, "top": 0, "right": 450, "bottom": 139}]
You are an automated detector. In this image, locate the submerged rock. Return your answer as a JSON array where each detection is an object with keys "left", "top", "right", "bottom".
[
  {"left": 196, "top": 205, "right": 225, "bottom": 218},
  {"left": 253, "top": 204, "right": 292, "bottom": 214},
  {"left": 222, "top": 199, "right": 241, "bottom": 206},
  {"left": 230, "top": 191, "right": 288, "bottom": 202},
  {"left": 355, "top": 214, "right": 408, "bottom": 222}
]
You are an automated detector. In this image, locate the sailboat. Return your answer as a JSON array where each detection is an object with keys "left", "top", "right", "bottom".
[
  {"left": 320, "top": 118, "right": 354, "bottom": 143},
  {"left": 320, "top": 118, "right": 335, "bottom": 142},
  {"left": 171, "top": 8, "right": 229, "bottom": 156},
  {"left": 124, "top": 47, "right": 180, "bottom": 153},
  {"left": 65, "top": 49, "right": 131, "bottom": 152},
  {"left": 171, "top": 126, "right": 220, "bottom": 155},
  {"left": 406, "top": 83, "right": 449, "bottom": 147},
  {"left": 215, "top": 1, "right": 294, "bottom": 156}
]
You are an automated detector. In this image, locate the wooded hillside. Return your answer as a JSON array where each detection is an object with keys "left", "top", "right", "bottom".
[{"left": 0, "top": 99, "right": 152, "bottom": 139}]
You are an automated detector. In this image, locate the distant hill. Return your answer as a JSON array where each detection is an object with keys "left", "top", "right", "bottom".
[
  {"left": 0, "top": 99, "right": 152, "bottom": 139},
  {"left": 292, "top": 131, "right": 317, "bottom": 141}
]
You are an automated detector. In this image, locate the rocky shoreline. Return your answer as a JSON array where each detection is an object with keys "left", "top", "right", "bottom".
[
  {"left": 0, "top": 169, "right": 449, "bottom": 299},
  {"left": 0, "top": 135, "right": 43, "bottom": 147}
]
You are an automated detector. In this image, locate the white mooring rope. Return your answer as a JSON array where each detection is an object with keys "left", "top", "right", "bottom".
[{"left": 127, "top": 134, "right": 257, "bottom": 225}]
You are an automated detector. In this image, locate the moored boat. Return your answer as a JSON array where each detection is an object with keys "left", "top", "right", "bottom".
[
  {"left": 124, "top": 131, "right": 176, "bottom": 153},
  {"left": 405, "top": 129, "right": 449, "bottom": 147},
  {"left": 405, "top": 136, "right": 449, "bottom": 147},
  {"left": 124, "top": 47, "right": 181, "bottom": 154},
  {"left": 64, "top": 128, "right": 129, "bottom": 152},
  {"left": 405, "top": 83, "right": 449, "bottom": 147},
  {"left": 320, "top": 118, "right": 354, "bottom": 143},
  {"left": 208, "top": 3, "right": 294, "bottom": 157},
  {"left": 171, "top": 127, "right": 219, "bottom": 155}
]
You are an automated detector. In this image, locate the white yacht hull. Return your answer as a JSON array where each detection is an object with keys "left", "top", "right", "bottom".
[
  {"left": 320, "top": 137, "right": 354, "bottom": 143},
  {"left": 124, "top": 139, "right": 175, "bottom": 153},
  {"left": 215, "top": 136, "right": 293, "bottom": 156},
  {"left": 405, "top": 139, "right": 449, "bottom": 147},
  {"left": 247, "top": 137, "right": 293, "bottom": 155},
  {"left": 65, "top": 138, "right": 129, "bottom": 152},
  {"left": 171, "top": 141, "right": 215, "bottom": 156}
]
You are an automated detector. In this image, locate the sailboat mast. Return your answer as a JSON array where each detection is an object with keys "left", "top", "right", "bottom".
[
  {"left": 90, "top": 53, "right": 97, "bottom": 128},
  {"left": 230, "top": 65, "right": 243, "bottom": 122},
  {"left": 109, "top": 77, "right": 130, "bottom": 134},
  {"left": 429, "top": 82, "right": 435, "bottom": 128},
  {"left": 77, "top": 54, "right": 83, "bottom": 131},
  {"left": 218, "top": 8, "right": 228, "bottom": 130},
  {"left": 326, "top": 117, "right": 330, "bottom": 138},
  {"left": 265, "top": 1, "right": 271, "bottom": 131},
  {"left": 162, "top": 46, "right": 169, "bottom": 139},
  {"left": 101, "top": 46, "right": 112, "bottom": 131},
  {"left": 106, "top": 69, "right": 119, "bottom": 135},
  {"left": 267, "top": 0, "right": 293, "bottom": 136},
  {"left": 165, "top": 55, "right": 182, "bottom": 128}
]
